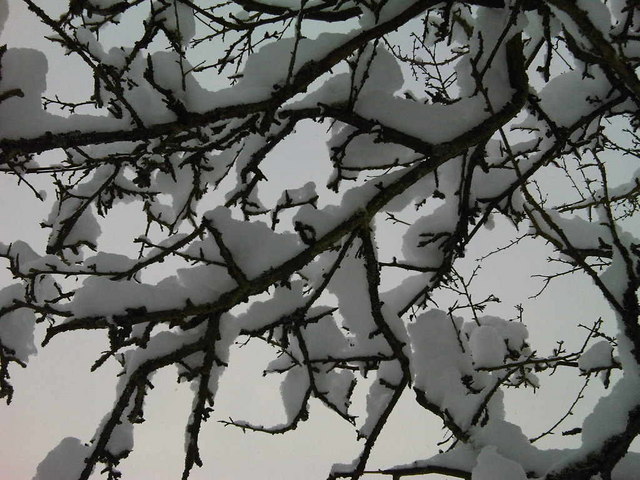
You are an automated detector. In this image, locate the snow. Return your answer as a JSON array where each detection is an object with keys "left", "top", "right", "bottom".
[
  {"left": 600, "top": 246, "right": 636, "bottom": 307},
  {"left": 355, "top": 93, "right": 497, "bottom": 146},
  {"left": 463, "top": 316, "right": 529, "bottom": 367},
  {"left": 402, "top": 201, "right": 458, "bottom": 267},
  {"left": 71, "top": 275, "right": 173, "bottom": 318},
  {"left": 575, "top": 0, "right": 613, "bottom": 37},
  {"left": 105, "top": 418, "right": 134, "bottom": 457},
  {"left": 154, "top": 1, "right": 196, "bottom": 45},
  {"left": 84, "top": 252, "right": 138, "bottom": 273},
  {"left": 472, "top": 419, "right": 568, "bottom": 474},
  {"left": 170, "top": 31, "right": 356, "bottom": 114},
  {"left": 578, "top": 340, "right": 615, "bottom": 373},
  {"left": 352, "top": 46, "right": 404, "bottom": 96},
  {"left": 241, "top": 33, "right": 347, "bottom": 89},
  {"left": 204, "top": 207, "right": 302, "bottom": 278},
  {"left": 359, "top": 359, "right": 402, "bottom": 438},
  {"left": 393, "top": 444, "right": 478, "bottom": 475},
  {"left": 70, "top": 256, "right": 234, "bottom": 318},
  {"left": 75, "top": 27, "right": 105, "bottom": 60},
  {"left": 32, "top": 437, "right": 90, "bottom": 480},
  {"left": 280, "top": 367, "right": 310, "bottom": 423},
  {"left": 613, "top": 452, "right": 640, "bottom": 479},
  {"left": 0, "top": 44, "right": 124, "bottom": 139},
  {"left": 236, "top": 281, "right": 307, "bottom": 332},
  {"left": 322, "top": 122, "right": 418, "bottom": 178},
  {"left": 301, "top": 308, "right": 351, "bottom": 359},
  {"left": 471, "top": 446, "right": 527, "bottom": 480},
  {"left": 314, "top": 366, "right": 354, "bottom": 417},
  {"left": 0, "top": 47, "right": 51, "bottom": 138},
  {"left": 548, "top": 374, "right": 640, "bottom": 476},
  {"left": 535, "top": 69, "right": 612, "bottom": 127},
  {"left": 125, "top": 327, "right": 201, "bottom": 373},
  {"left": 408, "top": 310, "right": 479, "bottom": 426},
  {"left": 325, "top": 243, "right": 392, "bottom": 356},
  {"left": 468, "top": 326, "right": 507, "bottom": 368},
  {"left": 276, "top": 182, "right": 317, "bottom": 207},
  {"left": 0, "top": 284, "right": 36, "bottom": 362}
]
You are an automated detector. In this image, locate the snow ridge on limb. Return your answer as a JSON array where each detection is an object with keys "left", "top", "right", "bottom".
[{"left": 42, "top": 33, "right": 528, "bottom": 345}]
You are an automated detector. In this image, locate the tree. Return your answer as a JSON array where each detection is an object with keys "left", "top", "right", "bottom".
[{"left": 1, "top": 0, "right": 639, "bottom": 478}]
